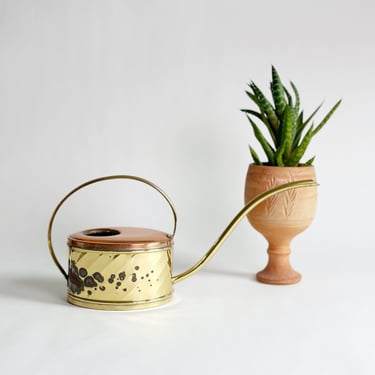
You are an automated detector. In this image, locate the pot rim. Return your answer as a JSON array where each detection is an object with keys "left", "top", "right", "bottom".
[{"left": 249, "top": 162, "right": 315, "bottom": 169}]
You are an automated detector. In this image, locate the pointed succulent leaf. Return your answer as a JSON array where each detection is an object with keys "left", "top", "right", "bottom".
[
  {"left": 292, "top": 111, "right": 305, "bottom": 149},
  {"left": 245, "top": 90, "right": 259, "bottom": 106},
  {"left": 240, "top": 109, "right": 263, "bottom": 121},
  {"left": 271, "top": 66, "right": 287, "bottom": 116},
  {"left": 249, "top": 145, "right": 262, "bottom": 165},
  {"left": 303, "top": 156, "right": 316, "bottom": 166},
  {"left": 275, "top": 143, "right": 285, "bottom": 166},
  {"left": 245, "top": 111, "right": 277, "bottom": 146},
  {"left": 312, "top": 99, "right": 342, "bottom": 136},
  {"left": 247, "top": 116, "right": 275, "bottom": 165},
  {"left": 242, "top": 107, "right": 277, "bottom": 146},
  {"left": 304, "top": 102, "right": 323, "bottom": 127},
  {"left": 290, "top": 81, "right": 300, "bottom": 115},
  {"left": 278, "top": 106, "right": 294, "bottom": 160},
  {"left": 293, "top": 102, "right": 322, "bottom": 149},
  {"left": 287, "top": 125, "right": 314, "bottom": 166},
  {"left": 283, "top": 85, "right": 293, "bottom": 107},
  {"left": 250, "top": 82, "right": 279, "bottom": 132}
]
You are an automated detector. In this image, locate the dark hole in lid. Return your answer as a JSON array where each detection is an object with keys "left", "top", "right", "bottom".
[{"left": 85, "top": 229, "right": 121, "bottom": 237}]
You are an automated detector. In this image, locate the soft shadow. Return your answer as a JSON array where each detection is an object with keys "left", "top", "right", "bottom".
[
  {"left": 173, "top": 258, "right": 259, "bottom": 282},
  {"left": 199, "top": 267, "right": 258, "bottom": 283},
  {"left": 0, "top": 275, "right": 67, "bottom": 306}
]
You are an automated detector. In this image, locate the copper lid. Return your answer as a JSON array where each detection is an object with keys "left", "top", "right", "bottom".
[{"left": 67, "top": 226, "right": 173, "bottom": 251}]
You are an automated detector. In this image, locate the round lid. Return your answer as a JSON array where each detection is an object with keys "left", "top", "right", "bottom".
[{"left": 67, "top": 226, "right": 173, "bottom": 251}]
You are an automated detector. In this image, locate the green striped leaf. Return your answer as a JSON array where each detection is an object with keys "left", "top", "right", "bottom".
[
  {"left": 290, "top": 81, "right": 300, "bottom": 115},
  {"left": 293, "top": 102, "right": 322, "bottom": 149},
  {"left": 271, "top": 66, "right": 287, "bottom": 117},
  {"left": 242, "top": 108, "right": 277, "bottom": 146},
  {"left": 249, "top": 145, "right": 262, "bottom": 165},
  {"left": 292, "top": 111, "right": 304, "bottom": 149},
  {"left": 240, "top": 109, "right": 263, "bottom": 121},
  {"left": 245, "top": 90, "right": 275, "bottom": 138},
  {"left": 275, "top": 143, "right": 285, "bottom": 166},
  {"left": 312, "top": 99, "right": 342, "bottom": 136},
  {"left": 304, "top": 103, "right": 323, "bottom": 128},
  {"left": 303, "top": 156, "right": 315, "bottom": 166},
  {"left": 245, "top": 90, "right": 259, "bottom": 105},
  {"left": 250, "top": 82, "right": 279, "bottom": 132},
  {"left": 287, "top": 125, "right": 314, "bottom": 166},
  {"left": 284, "top": 86, "right": 293, "bottom": 107},
  {"left": 280, "top": 106, "right": 294, "bottom": 160},
  {"left": 247, "top": 116, "right": 275, "bottom": 165}
]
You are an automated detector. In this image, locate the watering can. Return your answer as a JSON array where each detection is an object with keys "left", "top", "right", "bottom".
[{"left": 47, "top": 175, "right": 316, "bottom": 310}]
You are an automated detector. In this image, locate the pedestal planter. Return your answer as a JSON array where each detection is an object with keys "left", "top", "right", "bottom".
[{"left": 244, "top": 164, "right": 317, "bottom": 285}]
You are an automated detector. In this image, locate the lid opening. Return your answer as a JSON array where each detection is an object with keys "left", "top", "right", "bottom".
[
  {"left": 84, "top": 229, "right": 121, "bottom": 237},
  {"left": 69, "top": 227, "right": 172, "bottom": 250}
]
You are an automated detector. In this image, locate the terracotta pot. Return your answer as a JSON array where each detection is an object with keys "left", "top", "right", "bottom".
[{"left": 244, "top": 164, "right": 317, "bottom": 285}]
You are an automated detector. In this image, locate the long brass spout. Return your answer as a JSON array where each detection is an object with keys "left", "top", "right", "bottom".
[{"left": 171, "top": 179, "right": 318, "bottom": 284}]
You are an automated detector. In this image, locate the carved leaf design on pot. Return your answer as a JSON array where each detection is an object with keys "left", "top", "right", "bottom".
[
  {"left": 283, "top": 174, "right": 296, "bottom": 217},
  {"left": 265, "top": 176, "right": 279, "bottom": 216},
  {"left": 264, "top": 174, "right": 297, "bottom": 217}
]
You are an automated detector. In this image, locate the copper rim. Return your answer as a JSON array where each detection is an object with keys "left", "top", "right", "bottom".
[{"left": 67, "top": 226, "right": 173, "bottom": 250}]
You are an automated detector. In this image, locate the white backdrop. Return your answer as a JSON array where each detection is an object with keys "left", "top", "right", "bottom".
[{"left": 1, "top": 0, "right": 374, "bottom": 374}]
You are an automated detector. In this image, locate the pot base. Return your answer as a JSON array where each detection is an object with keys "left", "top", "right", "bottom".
[{"left": 256, "top": 266, "right": 301, "bottom": 285}]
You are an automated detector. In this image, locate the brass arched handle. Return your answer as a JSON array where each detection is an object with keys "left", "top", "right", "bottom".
[{"left": 47, "top": 175, "right": 177, "bottom": 280}]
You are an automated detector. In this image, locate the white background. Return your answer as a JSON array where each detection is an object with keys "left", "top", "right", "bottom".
[{"left": 1, "top": 0, "right": 374, "bottom": 374}]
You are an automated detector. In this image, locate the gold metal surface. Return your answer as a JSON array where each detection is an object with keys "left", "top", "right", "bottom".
[
  {"left": 67, "top": 246, "right": 173, "bottom": 310},
  {"left": 171, "top": 179, "right": 318, "bottom": 284},
  {"left": 47, "top": 175, "right": 177, "bottom": 280}
]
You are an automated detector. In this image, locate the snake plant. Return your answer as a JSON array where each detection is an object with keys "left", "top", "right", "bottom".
[{"left": 242, "top": 66, "right": 341, "bottom": 166}]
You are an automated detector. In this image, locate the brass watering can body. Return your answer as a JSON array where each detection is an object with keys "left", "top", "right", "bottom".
[{"left": 48, "top": 175, "right": 317, "bottom": 311}]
